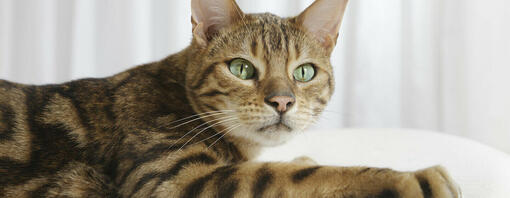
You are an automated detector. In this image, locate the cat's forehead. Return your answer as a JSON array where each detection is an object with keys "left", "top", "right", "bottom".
[
  {"left": 244, "top": 13, "right": 300, "bottom": 43},
  {"left": 209, "top": 12, "right": 325, "bottom": 62},
  {"left": 249, "top": 13, "right": 284, "bottom": 24}
]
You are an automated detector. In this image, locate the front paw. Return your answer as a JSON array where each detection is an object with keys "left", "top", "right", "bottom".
[
  {"left": 291, "top": 156, "right": 318, "bottom": 165},
  {"left": 398, "top": 166, "right": 461, "bottom": 198},
  {"left": 414, "top": 166, "right": 461, "bottom": 198}
]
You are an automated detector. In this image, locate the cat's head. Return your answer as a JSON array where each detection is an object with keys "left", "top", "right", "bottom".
[{"left": 185, "top": 0, "right": 348, "bottom": 146}]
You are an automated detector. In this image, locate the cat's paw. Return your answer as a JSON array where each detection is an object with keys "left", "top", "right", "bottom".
[
  {"left": 397, "top": 166, "right": 461, "bottom": 198},
  {"left": 291, "top": 156, "right": 318, "bottom": 165},
  {"left": 414, "top": 166, "right": 461, "bottom": 198}
]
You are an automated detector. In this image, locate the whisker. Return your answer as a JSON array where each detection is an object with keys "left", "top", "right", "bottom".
[
  {"left": 192, "top": 123, "right": 242, "bottom": 147},
  {"left": 167, "top": 115, "right": 237, "bottom": 150},
  {"left": 207, "top": 124, "right": 241, "bottom": 150},
  {"left": 164, "top": 110, "right": 234, "bottom": 127},
  {"left": 167, "top": 111, "right": 232, "bottom": 129},
  {"left": 177, "top": 117, "right": 239, "bottom": 152}
]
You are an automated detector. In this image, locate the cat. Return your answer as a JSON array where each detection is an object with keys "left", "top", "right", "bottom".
[{"left": 0, "top": 0, "right": 460, "bottom": 197}]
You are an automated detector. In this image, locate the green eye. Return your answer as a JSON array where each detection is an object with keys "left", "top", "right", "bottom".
[
  {"left": 293, "top": 64, "right": 315, "bottom": 82},
  {"left": 229, "top": 58, "right": 255, "bottom": 80}
]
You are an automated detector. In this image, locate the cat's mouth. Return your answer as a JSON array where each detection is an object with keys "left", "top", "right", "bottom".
[{"left": 257, "top": 121, "right": 292, "bottom": 133}]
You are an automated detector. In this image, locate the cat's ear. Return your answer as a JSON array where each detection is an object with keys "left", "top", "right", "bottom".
[
  {"left": 191, "top": 0, "right": 244, "bottom": 46},
  {"left": 295, "top": 0, "right": 349, "bottom": 51}
]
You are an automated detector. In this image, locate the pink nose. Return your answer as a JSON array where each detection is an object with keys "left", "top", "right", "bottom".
[{"left": 266, "top": 96, "right": 295, "bottom": 113}]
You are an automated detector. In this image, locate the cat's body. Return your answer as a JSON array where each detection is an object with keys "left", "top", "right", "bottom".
[
  {"left": 0, "top": 56, "right": 246, "bottom": 197},
  {"left": 0, "top": 0, "right": 460, "bottom": 197}
]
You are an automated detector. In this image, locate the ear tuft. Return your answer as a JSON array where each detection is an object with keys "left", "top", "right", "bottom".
[
  {"left": 296, "top": 0, "right": 349, "bottom": 51},
  {"left": 191, "top": 0, "right": 244, "bottom": 46}
]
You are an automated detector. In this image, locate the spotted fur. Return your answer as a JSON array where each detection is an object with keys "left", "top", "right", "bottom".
[{"left": 0, "top": 0, "right": 460, "bottom": 197}]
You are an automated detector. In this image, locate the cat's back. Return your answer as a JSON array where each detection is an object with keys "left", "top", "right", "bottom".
[
  {"left": 0, "top": 79, "right": 27, "bottom": 97},
  {"left": 0, "top": 78, "right": 106, "bottom": 112},
  {"left": 0, "top": 79, "right": 32, "bottom": 126},
  {"left": 0, "top": 79, "right": 48, "bottom": 189},
  {"left": 0, "top": 77, "right": 117, "bottom": 188}
]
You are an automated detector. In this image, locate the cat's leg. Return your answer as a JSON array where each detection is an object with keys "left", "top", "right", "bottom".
[
  {"left": 120, "top": 145, "right": 459, "bottom": 198},
  {"left": 157, "top": 163, "right": 459, "bottom": 198},
  {"left": 289, "top": 156, "right": 461, "bottom": 197},
  {"left": 42, "top": 162, "right": 119, "bottom": 198},
  {"left": 290, "top": 159, "right": 461, "bottom": 197}
]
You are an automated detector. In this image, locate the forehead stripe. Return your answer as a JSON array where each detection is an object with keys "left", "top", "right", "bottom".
[{"left": 251, "top": 40, "right": 258, "bottom": 57}]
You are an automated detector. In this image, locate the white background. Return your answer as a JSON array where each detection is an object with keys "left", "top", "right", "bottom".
[{"left": 1, "top": 0, "right": 509, "bottom": 153}]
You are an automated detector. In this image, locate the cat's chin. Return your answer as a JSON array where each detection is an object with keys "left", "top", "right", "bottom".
[
  {"left": 228, "top": 126, "right": 296, "bottom": 147},
  {"left": 249, "top": 133, "right": 294, "bottom": 147}
]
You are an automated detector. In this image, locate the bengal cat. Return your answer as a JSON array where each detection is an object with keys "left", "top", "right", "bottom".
[{"left": 0, "top": 0, "right": 460, "bottom": 197}]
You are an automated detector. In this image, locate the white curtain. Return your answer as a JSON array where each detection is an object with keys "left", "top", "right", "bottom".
[{"left": 1, "top": 0, "right": 509, "bottom": 153}]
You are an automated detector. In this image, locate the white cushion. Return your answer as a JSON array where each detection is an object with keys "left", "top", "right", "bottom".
[{"left": 257, "top": 128, "right": 510, "bottom": 198}]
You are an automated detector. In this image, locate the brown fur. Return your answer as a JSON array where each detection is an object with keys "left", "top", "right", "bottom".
[{"left": 0, "top": 0, "right": 459, "bottom": 197}]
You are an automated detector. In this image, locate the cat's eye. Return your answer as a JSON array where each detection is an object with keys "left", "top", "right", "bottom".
[
  {"left": 229, "top": 58, "right": 255, "bottom": 80},
  {"left": 293, "top": 64, "right": 315, "bottom": 82}
]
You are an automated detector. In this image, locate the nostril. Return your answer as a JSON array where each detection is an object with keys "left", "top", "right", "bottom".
[
  {"left": 265, "top": 95, "right": 296, "bottom": 113},
  {"left": 270, "top": 101, "right": 280, "bottom": 108}
]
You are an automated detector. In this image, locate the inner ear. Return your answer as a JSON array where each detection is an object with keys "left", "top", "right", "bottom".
[
  {"left": 295, "top": 0, "right": 349, "bottom": 52},
  {"left": 191, "top": 0, "right": 244, "bottom": 46}
]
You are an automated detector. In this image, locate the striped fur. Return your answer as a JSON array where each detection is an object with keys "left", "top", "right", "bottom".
[{"left": 0, "top": 0, "right": 460, "bottom": 197}]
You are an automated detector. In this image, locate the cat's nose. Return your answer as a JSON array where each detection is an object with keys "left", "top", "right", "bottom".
[{"left": 265, "top": 95, "right": 295, "bottom": 113}]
